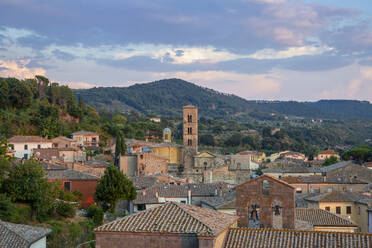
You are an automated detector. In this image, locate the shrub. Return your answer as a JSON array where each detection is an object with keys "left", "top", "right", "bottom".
[
  {"left": 0, "top": 194, "right": 16, "bottom": 221},
  {"left": 87, "top": 205, "right": 104, "bottom": 226},
  {"left": 56, "top": 201, "right": 76, "bottom": 218}
]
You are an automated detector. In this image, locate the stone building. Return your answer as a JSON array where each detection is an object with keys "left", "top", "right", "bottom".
[
  {"left": 95, "top": 202, "right": 238, "bottom": 248},
  {"left": 305, "top": 191, "right": 372, "bottom": 233},
  {"left": 282, "top": 176, "right": 368, "bottom": 194},
  {"left": 183, "top": 105, "right": 198, "bottom": 174},
  {"left": 71, "top": 131, "right": 99, "bottom": 148},
  {"left": 51, "top": 136, "right": 77, "bottom": 148},
  {"left": 235, "top": 175, "right": 295, "bottom": 229},
  {"left": 137, "top": 152, "right": 169, "bottom": 176},
  {"left": 204, "top": 164, "right": 252, "bottom": 185}
]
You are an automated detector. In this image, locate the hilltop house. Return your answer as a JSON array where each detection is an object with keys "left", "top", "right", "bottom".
[
  {"left": 316, "top": 149, "right": 340, "bottom": 160},
  {"left": 8, "top": 136, "right": 52, "bottom": 159},
  {"left": 71, "top": 131, "right": 99, "bottom": 148}
]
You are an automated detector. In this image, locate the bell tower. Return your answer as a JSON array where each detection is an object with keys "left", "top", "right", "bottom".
[{"left": 183, "top": 105, "right": 198, "bottom": 153}]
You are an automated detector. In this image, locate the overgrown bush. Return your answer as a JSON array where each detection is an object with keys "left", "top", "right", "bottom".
[
  {"left": 0, "top": 194, "right": 16, "bottom": 221},
  {"left": 87, "top": 205, "right": 104, "bottom": 226},
  {"left": 55, "top": 201, "right": 76, "bottom": 218}
]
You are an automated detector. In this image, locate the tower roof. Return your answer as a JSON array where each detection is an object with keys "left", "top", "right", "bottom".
[{"left": 163, "top": 128, "right": 171, "bottom": 132}]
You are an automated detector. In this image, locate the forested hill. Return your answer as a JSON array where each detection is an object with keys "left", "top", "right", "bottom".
[{"left": 74, "top": 79, "right": 372, "bottom": 120}]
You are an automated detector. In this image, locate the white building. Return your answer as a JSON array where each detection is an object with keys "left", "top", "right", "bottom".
[{"left": 8, "top": 136, "right": 53, "bottom": 159}]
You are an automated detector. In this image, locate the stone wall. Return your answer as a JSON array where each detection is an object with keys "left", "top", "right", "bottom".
[
  {"left": 119, "top": 155, "right": 138, "bottom": 177},
  {"left": 95, "top": 232, "right": 200, "bottom": 248},
  {"left": 327, "top": 164, "right": 372, "bottom": 183},
  {"left": 138, "top": 152, "right": 169, "bottom": 176},
  {"left": 236, "top": 176, "right": 295, "bottom": 229}
]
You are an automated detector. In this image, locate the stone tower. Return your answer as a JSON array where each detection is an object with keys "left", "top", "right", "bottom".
[{"left": 183, "top": 105, "right": 198, "bottom": 153}]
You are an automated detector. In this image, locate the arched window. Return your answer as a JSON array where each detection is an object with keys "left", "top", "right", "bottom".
[
  {"left": 188, "top": 127, "right": 192, "bottom": 134},
  {"left": 188, "top": 139, "right": 192, "bottom": 146},
  {"left": 262, "top": 180, "right": 270, "bottom": 195},
  {"left": 188, "top": 115, "right": 192, "bottom": 123}
]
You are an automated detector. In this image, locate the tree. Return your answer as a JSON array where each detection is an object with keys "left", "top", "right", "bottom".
[
  {"left": 225, "top": 133, "right": 242, "bottom": 147},
  {"left": 322, "top": 155, "right": 338, "bottom": 167},
  {"left": 4, "top": 159, "right": 56, "bottom": 220},
  {"left": 94, "top": 165, "right": 137, "bottom": 212},
  {"left": 200, "top": 134, "right": 215, "bottom": 146},
  {"left": 342, "top": 146, "right": 372, "bottom": 164},
  {"left": 115, "top": 131, "right": 127, "bottom": 165}
]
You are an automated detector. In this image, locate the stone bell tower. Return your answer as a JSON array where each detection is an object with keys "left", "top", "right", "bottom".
[{"left": 183, "top": 105, "right": 198, "bottom": 153}]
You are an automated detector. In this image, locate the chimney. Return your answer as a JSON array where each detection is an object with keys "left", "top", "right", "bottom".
[{"left": 188, "top": 189, "right": 192, "bottom": 204}]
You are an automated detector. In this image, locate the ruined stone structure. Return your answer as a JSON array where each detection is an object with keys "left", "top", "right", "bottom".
[{"left": 235, "top": 175, "right": 295, "bottom": 229}]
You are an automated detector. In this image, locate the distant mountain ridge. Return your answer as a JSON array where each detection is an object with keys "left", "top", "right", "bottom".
[{"left": 74, "top": 79, "right": 372, "bottom": 120}]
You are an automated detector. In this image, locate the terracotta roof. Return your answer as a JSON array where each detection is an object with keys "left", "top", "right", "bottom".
[
  {"left": 282, "top": 176, "right": 367, "bottom": 184},
  {"left": 319, "top": 161, "right": 353, "bottom": 172},
  {"left": 134, "top": 183, "right": 228, "bottom": 204},
  {"left": 46, "top": 169, "right": 99, "bottom": 180},
  {"left": 238, "top": 150, "right": 265, "bottom": 156},
  {"left": 295, "top": 208, "right": 357, "bottom": 227},
  {"left": 319, "top": 149, "right": 338, "bottom": 155},
  {"left": 0, "top": 220, "right": 51, "bottom": 248},
  {"left": 71, "top": 131, "right": 98, "bottom": 135},
  {"left": 183, "top": 104, "right": 197, "bottom": 108},
  {"left": 305, "top": 191, "right": 372, "bottom": 205},
  {"left": 8, "top": 136, "right": 50, "bottom": 143},
  {"left": 51, "top": 136, "right": 75, "bottom": 142},
  {"left": 263, "top": 165, "right": 320, "bottom": 174},
  {"left": 130, "top": 176, "right": 159, "bottom": 190},
  {"left": 200, "top": 191, "right": 236, "bottom": 210},
  {"left": 224, "top": 228, "right": 372, "bottom": 248},
  {"left": 95, "top": 202, "right": 237, "bottom": 237},
  {"left": 235, "top": 175, "right": 295, "bottom": 190}
]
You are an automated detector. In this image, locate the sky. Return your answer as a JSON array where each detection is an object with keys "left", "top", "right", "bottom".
[{"left": 1, "top": 0, "right": 372, "bottom": 101}]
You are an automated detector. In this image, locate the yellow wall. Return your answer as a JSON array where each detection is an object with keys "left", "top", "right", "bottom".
[
  {"left": 152, "top": 146, "right": 183, "bottom": 165},
  {"left": 318, "top": 202, "right": 368, "bottom": 233},
  {"left": 314, "top": 226, "right": 357, "bottom": 233}
]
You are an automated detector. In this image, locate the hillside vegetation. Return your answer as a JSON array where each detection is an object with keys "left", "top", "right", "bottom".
[{"left": 74, "top": 78, "right": 372, "bottom": 120}]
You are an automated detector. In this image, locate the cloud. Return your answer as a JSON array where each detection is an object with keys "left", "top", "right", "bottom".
[
  {"left": 59, "top": 81, "right": 97, "bottom": 89},
  {"left": 247, "top": 45, "right": 333, "bottom": 60},
  {"left": 0, "top": 59, "right": 45, "bottom": 78}
]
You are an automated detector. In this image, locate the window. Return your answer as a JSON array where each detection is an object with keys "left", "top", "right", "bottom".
[
  {"left": 187, "top": 127, "right": 192, "bottom": 134},
  {"left": 295, "top": 188, "right": 302, "bottom": 194},
  {"left": 358, "top": 207, "right": 361, "bottom": 215},
  {"left": 188, "top": 139, "right": 192, "bottom": 146},
  {"left": 187, "top": 115, "right": 192, "bottom": 123},
  {"left": 23, "top": 154, "right": 28, "bottom": 159},
  {"left": 37, "top": 144, "right": 41, "bottom": 149},
  {"left": 325, "top": 206, "right": 330, "bottom": 211},
  {"left": 346, "top": 206, "right": 352, "bottom": 214},
  {"left": 165, "top": 134, "right": 169, "bottom": 140},
  {"left": 181, "top": 200, "right": 186, "bottom": 203},
  {"left": 24, "top": 144, "right": 28, "bottom": 150},
  {"left": 336, "top": 206, "right": 341, "bottom": 214},
  {"left": 65, "top": 144, "right": 68, "bottom": 148},
  {"left": 262, "top": 180, "right": 270, "bottom": 195},
  {"left": 64, "top": 181, "right": 71, "bottom": 191}
]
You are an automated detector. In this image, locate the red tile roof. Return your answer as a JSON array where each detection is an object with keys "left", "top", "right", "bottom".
[
  {"left": 224, "top": 228, "right": 372, "bottom": 248},
  {"left": 95, "top": 202, "right": 237, "bottom": 237}
]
